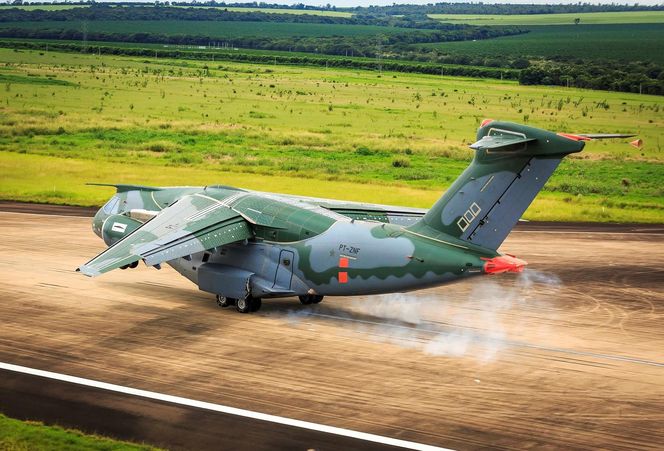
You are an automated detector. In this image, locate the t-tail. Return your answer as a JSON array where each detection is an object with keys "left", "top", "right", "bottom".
[{"left": 409, "top": 119, "right": 634, "bottom": 251}]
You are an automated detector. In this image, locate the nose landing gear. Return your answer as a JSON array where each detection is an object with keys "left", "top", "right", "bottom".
[{"left": 120, "top": 261, "right": 139, "bottom": 270}]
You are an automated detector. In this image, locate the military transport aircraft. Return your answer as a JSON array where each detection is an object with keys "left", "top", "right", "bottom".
[{"left": 78, "top": 120, "right": 633, "bottom": 313}]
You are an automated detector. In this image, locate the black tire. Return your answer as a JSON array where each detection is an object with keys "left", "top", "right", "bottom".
[
  {"left": 299, "top": 295, "right": 312, "bottom": 305},
  {"left": 129, "top": 261, "right": 139, "bottom": 269},
  {"left": 250, "top": 298, "right": 262, "bottom": 312},
  {"left": 236, "top": 297, "right": 253, "bottom": 313},
  {"left": 216, "top": 295, "right": 234, "bottom": 308},
  {"left": 311, "top": 295, "right": 324, "bottom": 304}
]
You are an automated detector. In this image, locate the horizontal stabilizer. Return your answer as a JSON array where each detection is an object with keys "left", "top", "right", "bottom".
[
  {"left": 470, "top": 134, "right": 536, "bottom": 151},
  {"left": 578, "top": 133, "right": 636, "bottom": 139},
  {"left": 557, "top": 132, "right": 636, "bottom": 141}
]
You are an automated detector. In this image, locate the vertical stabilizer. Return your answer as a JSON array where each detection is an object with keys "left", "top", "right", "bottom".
[{"left": 409, "top": 121, "right": 585, "bottom": 250}]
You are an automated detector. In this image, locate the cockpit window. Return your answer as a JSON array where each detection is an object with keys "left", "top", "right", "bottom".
[{"left": 102, "top": 195, "right": 120, "bottom": 215}]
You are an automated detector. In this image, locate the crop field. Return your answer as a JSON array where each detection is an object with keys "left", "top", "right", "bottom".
[
  {"left": 0, "top": 20, "right": 409, "bottom": 39},
  {"left": 0, "top": 48, "right": 662, "bottom": 222},
  {"left": 429, "top": 11, "right": 664, "bottom": 25},
  {"left": 420, "top": 24, "right": 664, "bottom": 64}
]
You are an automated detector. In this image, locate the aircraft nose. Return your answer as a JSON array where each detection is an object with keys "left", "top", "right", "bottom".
[{"left": 92, "top": 210, "right": 105, "bottom": 239}]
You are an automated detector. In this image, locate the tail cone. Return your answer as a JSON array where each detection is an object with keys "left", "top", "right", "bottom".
[{"left": 482, "top": 254, "right": 528, "bottom": 274}]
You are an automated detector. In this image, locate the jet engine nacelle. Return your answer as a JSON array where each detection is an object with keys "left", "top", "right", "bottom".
[{"left": 101, "top": 214, "right": 142, "bottom": 246}]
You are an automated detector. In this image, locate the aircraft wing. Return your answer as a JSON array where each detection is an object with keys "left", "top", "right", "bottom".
[
  {"left": 77, "top": 193, "right": 252, "bottom": 277},
  {"left": 270, "top": 192, "right": 427, "bottom": 225}
]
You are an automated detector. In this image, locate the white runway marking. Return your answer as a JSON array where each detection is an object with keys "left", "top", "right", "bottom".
[{"left": 0, "top": 362, "right": 451, "bottom": 451}]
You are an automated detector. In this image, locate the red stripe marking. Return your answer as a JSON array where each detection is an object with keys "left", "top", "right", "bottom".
[
  {"left": 338, "top": 272, "right": 348, "bottom": 283},
  {"left": 339, "top": 257, "right": 349, "bottom": 268}
]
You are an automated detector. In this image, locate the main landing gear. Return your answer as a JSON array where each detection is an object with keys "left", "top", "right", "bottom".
[
  {"left": 216, "top": 295, "right": 262, "bottom": 313},
  {"left": 299, "top": 294, "right": 324, "bottom": 305},
  {"left": 119, "top": 261, "right": 139, "bottom": 270},
  {"left": 216, "top": 294, "right": 323, "bottom": 313}
]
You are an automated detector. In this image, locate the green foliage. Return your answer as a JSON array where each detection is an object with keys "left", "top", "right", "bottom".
[
  {"left": 392, "top": 157, "right": 411, "bottom": 167},
  {"left": 0, "top": 73, "right": 74, "bottom": 87},
  {"left": 0, "top": 413, "right": 160, "bottom": 450}
]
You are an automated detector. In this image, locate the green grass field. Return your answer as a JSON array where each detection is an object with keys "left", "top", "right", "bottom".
[
  {"left": 0, "top": 413, "right": 160, "bottom": 450},
  {"left": 0, "top": 20, "right": 408, "bottom": 38},
  {"left": 420, "top": 24, "right": 664, "bottom": 64},
  {"left": 429, "top": 11, "right": 664, "bottom": 25},
  {"left": 0, "top": 48, "right": 662, "bottom": 222}
]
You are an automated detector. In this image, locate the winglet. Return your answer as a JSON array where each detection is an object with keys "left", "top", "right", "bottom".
[{"left": 76, "top": 264, "right": 101, "bottom": 277}]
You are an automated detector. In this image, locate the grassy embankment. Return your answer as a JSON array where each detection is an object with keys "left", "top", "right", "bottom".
[
  {"left": 0, "top": 413, "right": 160, "bottom": 450},
  {"left": 0, "top": 48, "right": 662, "bottom": 222}
]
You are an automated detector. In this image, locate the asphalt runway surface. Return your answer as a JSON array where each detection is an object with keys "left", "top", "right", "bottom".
[{"left": 0, "top": 203, "right": 662, "bottom": 450}]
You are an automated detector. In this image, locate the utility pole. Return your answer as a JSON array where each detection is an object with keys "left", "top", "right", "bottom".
[{"left": 81, "top": 20, "right": 88, "bottom": 53}]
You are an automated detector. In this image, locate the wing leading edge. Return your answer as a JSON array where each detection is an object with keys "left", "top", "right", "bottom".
[{"left": 77, "top": 193, "right": 252, "bottom": 277}]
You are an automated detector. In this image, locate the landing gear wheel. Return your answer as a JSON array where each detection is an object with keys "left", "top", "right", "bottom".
[
  {"left": 236, "top": 296, "right": 260, "bottom": 313},
  {"left": 299, "top": 295, "right": 323, "bottom": 305},
  {"left": 129, "top": 261, "right": 139, "bottom": 269},
  {"left": 216, "top": 295, "right": 235, "bottom": 308}
]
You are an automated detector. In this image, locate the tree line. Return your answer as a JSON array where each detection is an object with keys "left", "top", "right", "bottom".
[
  {"left": 6, "top": 1, "right": 664, "bottom": 15},
  {"left": 0, "top": 40, "right": 519, "bottom": 80},
  {"left": 520, "top": 60, "right": 664, "bottom": 96},
  {"left": 0, "top": 26, "right": 523, "bottom": 62}
]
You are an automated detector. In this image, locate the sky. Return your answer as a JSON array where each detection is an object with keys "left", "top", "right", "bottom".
[{"left": 14, "top": 0, "right": 664, "bottom": 7}]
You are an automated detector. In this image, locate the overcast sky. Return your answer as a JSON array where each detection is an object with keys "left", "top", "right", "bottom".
[{"left": 15, "top": 0, "right": 664, "bottom": 7}]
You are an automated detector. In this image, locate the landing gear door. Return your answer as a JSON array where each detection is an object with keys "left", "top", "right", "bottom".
[{"left": 273, "top": 250, "right": 295, "bottom": 290}]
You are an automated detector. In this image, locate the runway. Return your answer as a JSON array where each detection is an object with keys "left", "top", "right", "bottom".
[{"left": 0, "top": 205, "right": 662, "bottom": 450}]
